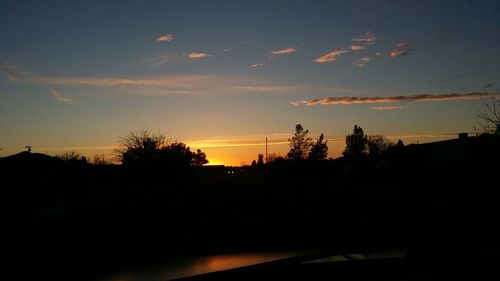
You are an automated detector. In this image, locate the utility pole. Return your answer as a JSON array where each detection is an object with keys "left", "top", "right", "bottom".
[{"left": 265, "top": 137, "right": 268, "bottom": 163}]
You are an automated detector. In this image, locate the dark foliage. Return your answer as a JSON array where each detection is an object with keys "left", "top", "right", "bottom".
[
  {"left": 308, "top": 133, "right": 328, "bottom": 161},
  {"left": 287, "top": 124, "right": 312, "bottom": 160},
  {"left": 118, "top": 130, "right": 208, "bottom": 172},
  {"left": 343, "top": 125, "right": 368, "bottom": 158},
  {"left": 367, "top": 135, "right": 393, "bottom": 156}
]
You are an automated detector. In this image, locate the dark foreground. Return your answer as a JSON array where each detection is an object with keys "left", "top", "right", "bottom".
[{"left": 2, "top": 135, "right": 499, "bottom": 280}]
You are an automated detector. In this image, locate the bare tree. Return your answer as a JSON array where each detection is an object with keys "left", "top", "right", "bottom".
[
  {"left": 56, "top": 151, "right": 83, "bottom": 161},
  {"left": 92, "top": 154, "right": 111, "bottom": 165},
  {"left": 474, "top": 92, "right": 500, "bottom": 135}
]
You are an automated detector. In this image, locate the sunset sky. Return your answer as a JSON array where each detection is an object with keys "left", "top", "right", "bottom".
[{"left": 1, "top": 0, "right": 499, "bottom": 165}]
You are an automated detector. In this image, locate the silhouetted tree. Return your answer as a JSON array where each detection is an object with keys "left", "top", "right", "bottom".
[
  {"left": 287, "top": 124, "right": 312, "bottom": 160},
  {"left": 367, "top": 135, "right": 393, "bottom": 156},
  {"left": 396, "top": 139, "right": 404, "bottom": 147},
  {"left": 118, "top": 130, "right": 166, "bottom": 166},
  {"left": 257, "top": 153, "right": 265, "bottom": 166},
  {"left": 267, "top": 153, "right": 286, "bottom": 163},
  {"left": 343, "top": 125, "right": 367, "bottom": 158},
  {"left": 474, "top": 92, "right": 500, "bottom": 135},
  {"left": 192, "top": 149, "right": 208, "bottom": 166},
  {"left": 118, "top": 130, "right": 208, "bottom": 170},
  {"left": 308, "top": 133, "right": 328, "bottom": 161}
]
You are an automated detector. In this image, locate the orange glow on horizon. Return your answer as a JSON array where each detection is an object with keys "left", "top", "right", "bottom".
[{"left": 0, "top": 134, "right": 459, "bottom": 167}]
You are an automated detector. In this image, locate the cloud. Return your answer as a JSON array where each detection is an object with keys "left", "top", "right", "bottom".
[
  {"left": 187, "top": 52, "right": 211, "bottom": 59},
  {"left": 291, "top": 92, "right": 490, "bottom": 106},
  {"left": 232, "top": 85, "right": 298, "bottom": 93},
  {"left": 146, "top": 53, "right": 186, "bottom": 66},
  {"left": 395, "top": 42, "right": 410, "bottom": 49},
  {"left": 390, "top": 42, "right": 412, "bottom": 57},
  {"left": 3, "top": 60, "right": 365, "bottom": 97},
  {"left": 270, "top": 47, "right": 296, "bottom": 56},
  {"left": 371, "top": 106, "right": 407, "bottom": 110},
  {"left": 354, "top": 57, "right": 371, "bottom": 67},
  {"left": 49, "top": 90, "right": 76, "bottom": 104},
  {"left": 3, "top": 63, "right": 300, "bottom": 96},
  {"left": 0, "top": 60, "right": 29, "bottom": 81},
  {"left": 156, "top": 34, "right": 173, "bottom": 42},
  {"left": 314, "top": 49, "right": 348, "bottom": 63},
  {"left": 351, "top": 45, "right": 365, "bottom": 51},
  {"left": 481, "top": 83, "right": 495, "bottom": 89},
  {"left": 249, "top": 63, "right": 264, "bottom": 68},
  {"left": 390, "top": 50, "right": 409, "bottom": 57},
  {"left": 352, "top": 32, "right": 376, "bottom": 44}
]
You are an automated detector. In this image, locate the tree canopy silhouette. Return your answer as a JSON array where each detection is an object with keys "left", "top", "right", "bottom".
[
  {"left": 367, "top": 135, "right": 393, "bottom": 156},
  {"left": 118, "top": 130, "right": 208, "bottom": 170},
  {"left": 308, "top": 133, "right": 328, "bottom": 161},
  {"left": 287, "top": 124, "right": 312, "bottom": 160},
  {"left": 343, "top": 125, "right": 368, "bottom": 158}
]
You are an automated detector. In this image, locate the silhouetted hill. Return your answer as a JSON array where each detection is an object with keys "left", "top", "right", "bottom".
[{"left": 1, "top": 151, "right": 61, "bottom": 164}]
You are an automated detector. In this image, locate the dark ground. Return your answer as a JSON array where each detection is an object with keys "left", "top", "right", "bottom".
[{"left": 1, "top": 135, "right": 499, "bottom": 280}]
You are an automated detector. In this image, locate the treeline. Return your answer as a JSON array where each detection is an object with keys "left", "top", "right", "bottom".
[
  {"left": 252, "top": 124, "right": 404, "bottom": 165},
  {"left": 49, "top": 129, "right": 208, "bottom": 172}
]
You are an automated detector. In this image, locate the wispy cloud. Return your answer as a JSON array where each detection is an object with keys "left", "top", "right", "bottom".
[
  {"left": 481, "top": 83, "right": 495, "bottom": 89},
  {"left": 352, "top": 32, "right": 376, "bottom": 45},
  {"left": 395, "top": 42, "right": 410, "bottom": 49},
  {"left": 390, "top": 50, "right": 408, "bottom": 57},
  {"left": 249, "top": 63, "right": 264, "bottom": 68},
  {"left": 232, "top": 85, "right": 298, "bottom": 93},
  {"left": 0, "top": 60, "right": 29, "bottom": 81},
  {"left": 145, "top": 53, "right": 187, "bottom": 66},
  {"left": 2, "top": 60, "right": 366, "bottom": 97},
  {"left": 156, "top": 34, "right": 173, "bottom": 42},
  {"left": 270, "top": 47, "right": 296, "bottom": 56},
  {"left": 187, "top": 52, "right": 211, "bottom": 59},
  {"left": 351, "top": 45, "right": 365, "bottom": 51},
  {"left": 49, "top": 90, "right": 76, "bottom": 104},
  {"left": 390, "top": 42, "right": 412, "bottom": 57},
  {"left": 314, "top": 49, "right": 348, "bottom": 63},
  {"left": 2, "top": 62, "right": 300, "bottom": 96},
  {"left": 354, "top": 57, "right": 371, "bottom": 67},
  {"left": 291, "top": 92, "right": 490, "bottom": 106},
  {"left": 371, "top": 106, "right": 407, "bottom": 110}
]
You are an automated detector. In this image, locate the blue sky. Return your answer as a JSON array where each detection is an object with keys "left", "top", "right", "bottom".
[{"left": 1, "top": 0, "right": 499, "bottom": 165}]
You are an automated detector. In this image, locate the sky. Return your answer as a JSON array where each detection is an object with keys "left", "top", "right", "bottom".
[{"left": 1, "top": 0, "right": 499, "bottom": 165}]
